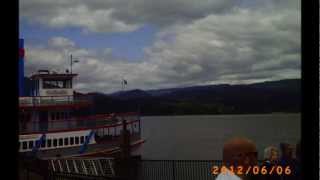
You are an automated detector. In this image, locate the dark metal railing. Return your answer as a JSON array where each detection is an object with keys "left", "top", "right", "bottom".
[
  {"left": 21, "top": 157, "right": 268, "bottom": 180},
  {"left": 134, "top": 160, "right": 223, "bottom": 180},
  {"left": 47, "top": 160, "right": 224, "bottom": 180},
  {"left": 48, "top": 172, "right": 123, "bottom": 180}
]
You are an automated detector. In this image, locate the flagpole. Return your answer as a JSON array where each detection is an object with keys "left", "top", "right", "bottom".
[
  {"left": 122, "top": 79, "right": 127, "bottom": 92},
  {"left": 121, "top": 80, "right": 123, "bottom": 92}
]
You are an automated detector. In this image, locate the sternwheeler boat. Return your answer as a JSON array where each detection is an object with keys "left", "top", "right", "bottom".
[{"left": 18, "top": 39, "right": 145, "bottom": 160}]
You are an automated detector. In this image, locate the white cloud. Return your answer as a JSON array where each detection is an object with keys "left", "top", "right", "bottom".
[
  {"left": 22, "top": 1, "right": 301, "bottom": 93},
  {"left": 48, "top": 37, "right": 75, "bottom": 48},
  {"left": 20, "top": 2, "right": 140, "bottom": 33}
]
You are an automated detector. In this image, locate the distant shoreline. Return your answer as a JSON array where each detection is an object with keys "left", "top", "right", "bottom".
[{"left": 140, "top": 112, "right": 301, "bottom": 117}]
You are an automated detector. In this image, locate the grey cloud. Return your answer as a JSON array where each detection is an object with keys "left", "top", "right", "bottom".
[
  {"left": 20, "top": 0, "right": 300, "bottom": 33},
  {"left": 20, "top": 0, "right": 238, "bottom": 32},
  {"left": 143, "top": 7, "right": 300, "bottom": 86},
  {"left": 23, "top": 1, "right": 300, "bottom": 93}
]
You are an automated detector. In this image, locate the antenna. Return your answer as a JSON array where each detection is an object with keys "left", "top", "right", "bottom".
[{"left": 70, "top": 54, "right": 79, "bottom": 74}]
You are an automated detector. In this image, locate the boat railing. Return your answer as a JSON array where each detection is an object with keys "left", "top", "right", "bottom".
[
  {"left": 19, "top": 114, "right": 140, "bottom": 135},
  {"left": 22, "top": 156, "right": 268, "bottom": 180},
  {"left": 45, "top": 159, "right": 267, "bottom": 180},
  {"left": 19, "top": 95, "right": 91, "bottom": 107}
]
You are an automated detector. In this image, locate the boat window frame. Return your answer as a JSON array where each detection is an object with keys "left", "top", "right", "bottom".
[
  {"left": 47, "top": 139, "right": 52, "bottom": 148},
  {"left": 58, "top": 138, "right": 63, "bottom": 146},
  {"left": 40, "top": 140, "right": 46, "bottom": 148},
  {"left": 51, "top": 112, "right": 55, "bottom": 121},
  {"left": 22, "top": 141, "right": 28, "bottom": 150},
  {"left": 70, "top": 137, "right": 74, "bottom": 145},
  {"left": 29, "top": 141, "right": 34, "bottom": 149},
  {"left": 75, "top": 136, "right": 79, "bottom": 144},
  {"left": 64, "top": 138, "right": 69, "bottom": 146},
  {"left": 56, "top": 112, "right": 60, "bottom": 120},
  {"left": 53, "top": 139, "right": 57, "bottom": 147}
]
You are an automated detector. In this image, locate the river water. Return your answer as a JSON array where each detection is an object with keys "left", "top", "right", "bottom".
[{"left": 140, "top": 113, "right": 300, "bottom": 160}]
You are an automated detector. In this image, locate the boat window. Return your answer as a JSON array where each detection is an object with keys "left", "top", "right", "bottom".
[
  {"left": 47, "top": 139, "right": 52, "bottom": 147},
  {"left": 85, "top": 136, "right": 88, "bottom": 141},
  {"left": 67, "top": 112, "right": 70, "bottom": 119},
  {"left": 80, "top": 136, "right": 84, "bottom": 144},
  {"left": 70, "top": 80, "right": 72, "bottom": 88},
  {"left": 64, "top": 138, "right": 69, "bottom": 146},
  {"left": 43, "top": 79, "right": 71, "bottom": 89},
  {"left": 41, "top": 140, "right": 46, "bottom": 148},
  {"left": 70, "top": 137, "right": 74, "bottom": 145},
  {"left": 59, "top": 138, "right": 63, "bottom": 146},
  {"left": 22, "top": 142, "right": 27, "bottom": 150},
  {"left": 53, "top": 139, "right": 57, "bottom": 147},
  {"left": 75, "top": 137, "right": 79, "bottom": 144},
  {"left": 51, "top": 113, "right": 55, "bottom": 121},
  {"left": 56, "top": 81, "right": 64, "bottom": 88},
  {"left": 29, "top": 141, "right": 34, "bottom": 149},
  {"left": 57, "top": 112, "right": 63, "bottom": 119},
  {"left": 65, "top": 80, "right": 72, "bottom": 88},
  {"left": 43, "top": 80, "right": 56, "bottom": 89}
]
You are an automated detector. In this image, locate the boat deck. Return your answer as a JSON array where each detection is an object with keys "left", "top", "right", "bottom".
[{"left": 22, "top": 134, "right": 144, "bottom": 159}]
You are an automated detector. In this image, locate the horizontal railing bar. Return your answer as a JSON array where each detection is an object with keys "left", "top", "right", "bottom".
[
  {"left": 19, "top": 96, "right": 92, "bottom": 107},
  {"left": 138, "top": 159, "right": 265, "bottom": 162},
  {"left": 19, "top": 119, "right": 140, "bottom": 135}
]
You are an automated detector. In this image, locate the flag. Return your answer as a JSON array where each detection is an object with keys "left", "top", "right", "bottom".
[{"left": 19, "top": 48, "right": 25, "bottom": 59}]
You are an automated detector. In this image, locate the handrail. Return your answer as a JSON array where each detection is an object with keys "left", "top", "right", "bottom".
[
  {"left": 19, "top": 112, "right": 139, "bottom": 123},
  {"left": 20, "top": 95, "right": 75, "bottom": 98},
  {"left": 19, "top": 119, "right": 140, "bottom": 135},
  {"left": 19, "top": 95, "right": 92, "bottom": 107}
]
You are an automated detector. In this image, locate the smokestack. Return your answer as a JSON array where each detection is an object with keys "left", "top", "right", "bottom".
[{"left": 19, "top": 38, "right": 25, "bottom": 97}]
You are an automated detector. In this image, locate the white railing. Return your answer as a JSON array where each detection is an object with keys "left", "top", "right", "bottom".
[{"left": 19, "top": 96, "right": 90, "bottom": 106}]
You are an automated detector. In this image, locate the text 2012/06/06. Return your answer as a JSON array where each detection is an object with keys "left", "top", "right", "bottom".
[{"left": 211, "top": 165, "right": 293, "bottom": 176}]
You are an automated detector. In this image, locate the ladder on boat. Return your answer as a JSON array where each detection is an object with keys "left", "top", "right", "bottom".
[
  {"left": 48, "top": 157, "right": 115, "bottom": 177},
  {"left": 32, "top": 134, "right": 46, "bottom": 153},
  {"left": 79, "top": 130, "right": 95, "bottom": 154}
]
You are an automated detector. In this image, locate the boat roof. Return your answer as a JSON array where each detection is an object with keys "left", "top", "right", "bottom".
[{"left": 30, "top": 73, "right": 78, "bottom": 80}]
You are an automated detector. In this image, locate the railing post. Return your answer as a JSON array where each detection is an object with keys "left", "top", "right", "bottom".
[
  {"left": 120, "top": 120, "right": 131, "bottom": 159},
  {"left": 172, "top": 160, "right": 175, "bottom": 180},
  {"left": 26, "top": 167, "right": 29, "bottom": 180}
]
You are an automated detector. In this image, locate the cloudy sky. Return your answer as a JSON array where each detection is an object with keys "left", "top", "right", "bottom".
[{"left": 20, "top": 0, "right": 300, "bottom": 93}]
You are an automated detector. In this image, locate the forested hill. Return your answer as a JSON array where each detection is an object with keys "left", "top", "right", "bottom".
[{"left": 84, "top": 79, "right": 300, "bottom": 116}]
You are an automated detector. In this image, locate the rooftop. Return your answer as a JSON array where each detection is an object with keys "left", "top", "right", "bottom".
[{"left": 30, "top": 70, "right": 78, "bottom": 79}]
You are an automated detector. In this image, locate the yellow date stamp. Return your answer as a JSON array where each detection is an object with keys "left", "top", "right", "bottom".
[{"left": 211, "top": 165, "right": 292, "bottom": 176}]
